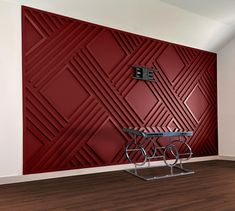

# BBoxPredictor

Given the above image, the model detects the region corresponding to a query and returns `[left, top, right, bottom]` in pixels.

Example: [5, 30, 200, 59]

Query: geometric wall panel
[185, 85, 209, 122]
[22, 6, 218, 174]
[88, 31, 126, 75]
[88, 119, 125, 163]
[157, 45, 185, 83]
[125, 82, 158, 121]
[42, 67, 89, 118]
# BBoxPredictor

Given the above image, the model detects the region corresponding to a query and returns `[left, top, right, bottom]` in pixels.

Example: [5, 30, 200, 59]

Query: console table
[123, 127, 194, 180]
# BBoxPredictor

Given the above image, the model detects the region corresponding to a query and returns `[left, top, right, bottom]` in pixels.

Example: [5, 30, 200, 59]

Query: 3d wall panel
[22, 6, 218, 174]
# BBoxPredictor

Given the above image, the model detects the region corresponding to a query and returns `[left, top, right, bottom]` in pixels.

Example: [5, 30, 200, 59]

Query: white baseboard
[218, 155, 235, 161]
[0, 155, 219, 185]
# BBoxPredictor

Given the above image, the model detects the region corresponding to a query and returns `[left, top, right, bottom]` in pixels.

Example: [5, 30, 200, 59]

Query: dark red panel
[22, 6, 218, 174]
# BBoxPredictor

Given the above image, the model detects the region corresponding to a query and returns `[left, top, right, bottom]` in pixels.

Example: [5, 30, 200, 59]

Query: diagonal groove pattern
[77, 49, 143, 126]
[120, 42, 165, 97]
[27, 99, 103, 172]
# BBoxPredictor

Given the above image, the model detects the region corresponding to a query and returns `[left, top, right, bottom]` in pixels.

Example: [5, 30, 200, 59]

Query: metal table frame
[123, 127, 194, 180]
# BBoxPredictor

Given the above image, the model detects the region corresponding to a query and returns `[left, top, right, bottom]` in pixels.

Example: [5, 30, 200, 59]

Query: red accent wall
[22, 6, 218, 174]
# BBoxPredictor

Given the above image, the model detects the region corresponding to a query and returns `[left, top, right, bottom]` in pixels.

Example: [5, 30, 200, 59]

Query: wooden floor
[0, 160, 235, 210]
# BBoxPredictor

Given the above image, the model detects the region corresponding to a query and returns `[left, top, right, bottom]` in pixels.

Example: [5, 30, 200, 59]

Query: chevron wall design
[22, 6, 218, 174]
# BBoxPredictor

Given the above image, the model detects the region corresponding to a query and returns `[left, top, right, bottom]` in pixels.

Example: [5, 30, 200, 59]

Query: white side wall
[0, 0, 231, 178]
[218, 37, 235, 157]
[0, 1, 22, 177]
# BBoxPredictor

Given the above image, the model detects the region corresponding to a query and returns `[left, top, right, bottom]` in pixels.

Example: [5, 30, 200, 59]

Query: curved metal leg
[125, 141, 147, 166]
[163, 144, 179, 168]
[172, 140, 193, 161]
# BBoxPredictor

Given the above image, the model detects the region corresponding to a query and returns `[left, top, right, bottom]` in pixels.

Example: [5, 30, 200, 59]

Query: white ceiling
[162, 0, 235, 27]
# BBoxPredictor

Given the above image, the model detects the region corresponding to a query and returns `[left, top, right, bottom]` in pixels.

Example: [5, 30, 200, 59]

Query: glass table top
[123, 127, 193, 137]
